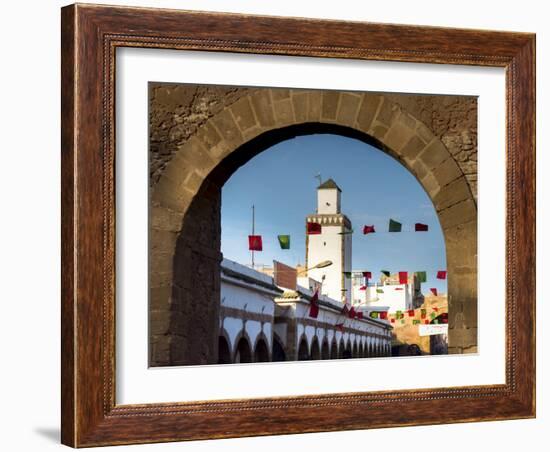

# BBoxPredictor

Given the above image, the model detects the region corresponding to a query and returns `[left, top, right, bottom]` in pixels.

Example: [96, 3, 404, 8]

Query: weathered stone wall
[150, 83, 248, 186]
[149, 85, 478, 366]
[385, 94, 478, 199]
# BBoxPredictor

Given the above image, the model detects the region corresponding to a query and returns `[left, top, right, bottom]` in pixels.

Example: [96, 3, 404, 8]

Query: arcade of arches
[149, 84, 478, 366]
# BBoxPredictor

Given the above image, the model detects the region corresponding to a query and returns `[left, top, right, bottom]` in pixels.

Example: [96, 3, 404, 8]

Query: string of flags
[342, 269, 447, 283]
[247, 218, 431, 251]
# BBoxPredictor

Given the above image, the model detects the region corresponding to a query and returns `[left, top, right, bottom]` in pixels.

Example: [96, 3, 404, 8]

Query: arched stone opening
[254, 337, 270, 363]
[321, 339, 330, 360]
[150, 89, 477, 366]
[330, 339, 338, 360]
[352, 341, 358, 358]
[234, 336, 252, 364]
[343, 341, 352, 359]
[272, 336, 286, 362]
[297, 337, 310, 361]
[310, 338, 321, 361]
[217, 335, 231, 364]
[338, 339, 345, 359]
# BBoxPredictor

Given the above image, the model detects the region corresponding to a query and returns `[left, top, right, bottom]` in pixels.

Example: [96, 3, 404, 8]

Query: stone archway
[254, 337, 270, 363]
[217, 334, 231, 364]
[149, 87, 477, 366]
[234, 336, 252, 364]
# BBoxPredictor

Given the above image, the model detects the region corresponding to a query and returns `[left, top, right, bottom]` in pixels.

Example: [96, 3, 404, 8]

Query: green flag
[370, 312, 379, 319]
[343, 271, 352, 279]
[396, 310, 403, 319]
[415, 271, 427, 283]
[389, 219, 402, 232]
[430, 312, 436, 319]
[277, 235, 290, 249]
[413, 319, 420, 325]
[376, 288, 384, 294]
[381, 270, 390, 277]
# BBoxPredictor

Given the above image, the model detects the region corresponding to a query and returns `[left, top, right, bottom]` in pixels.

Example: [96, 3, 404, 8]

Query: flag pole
[251, 204, 255, 269]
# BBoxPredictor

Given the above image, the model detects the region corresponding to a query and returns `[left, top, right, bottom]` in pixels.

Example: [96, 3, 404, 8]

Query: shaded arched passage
[150, 89, 477, 366]
[272, 336, 286, 362]
[338, 339, 345, 359]
[254, 338, 270, 363]
[343, 341, 352, 359]
[310, 338, 321, 361]
[234, 337, 252, 364]
[217, 335, 231, 364]
[330, 339, 338, 360]
[321, 339, 330, 360]
[298, 337, 309, 361]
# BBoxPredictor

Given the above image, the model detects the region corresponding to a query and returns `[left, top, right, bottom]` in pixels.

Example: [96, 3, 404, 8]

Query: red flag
[357, 312, 364, 319]
[399, 271, 408, 284]
[380, 311, 388, 320]
[415, 223, 429, 232]
[307, 222, 322, 235]
[437, 270, 447, 280]
[348, 306, 356, 319]
[421, 309, 427, 319]
[363, 225, 375, 235]
[359, 285, 367, 291]
[390, 318, 395, 323]
[335, 323, 344, 332]
[363, 271, 372, 279]
[309, 289, 319, 319]
[430, 288, 438, 296]
[433, 307, 439, 312]
[408, 309, 415, 317]
[424, 320, 430, 324]
[341, 303, 349, 315]
[309, 302, 319, 318]
[395, 287, 403, 291]
[248, 235, 263, 251]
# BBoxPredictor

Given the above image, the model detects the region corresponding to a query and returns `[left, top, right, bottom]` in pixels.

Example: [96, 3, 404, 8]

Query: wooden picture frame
[61, 3, 535, 447]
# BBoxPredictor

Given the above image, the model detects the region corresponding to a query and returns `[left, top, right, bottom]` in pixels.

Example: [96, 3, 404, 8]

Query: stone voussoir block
[290, 91, 309, 123]
[151, 177, 189, 214]
[336, 93, 361, 126]
[420, 172, 440, 198]
[417, 138, 451, 170]
[415, 121, 435, 144]
[373, 98, 398, 128]
[210, 108, 244, 149]
[439, 198, 477, 229]
[355, 94, 382, 132]
[229, 96, 258, 133]
[383, 112, 417, 153]
[173, 136, 216, 177]
[250, 90, 276, 127]
[321, 91, 340, 121]
[433, 177, 473, 211]
[306, 91, 323, 121]
[433, 157, 463, 188]
[272, 97, 295, 126]
[402, 135, 428, 163]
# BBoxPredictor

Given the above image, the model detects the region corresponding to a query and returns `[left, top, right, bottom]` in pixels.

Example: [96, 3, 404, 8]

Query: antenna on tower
[314, 173, 322, 186]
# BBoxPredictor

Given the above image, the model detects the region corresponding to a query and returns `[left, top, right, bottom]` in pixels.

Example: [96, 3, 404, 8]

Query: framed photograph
[61, 3, 535, 447]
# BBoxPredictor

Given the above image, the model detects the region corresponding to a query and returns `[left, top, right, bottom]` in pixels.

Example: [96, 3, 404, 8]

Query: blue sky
[221, 134, 447, 295]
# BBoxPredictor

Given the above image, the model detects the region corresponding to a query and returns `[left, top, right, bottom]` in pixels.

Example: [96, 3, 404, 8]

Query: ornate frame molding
[61, 4, 535, 447]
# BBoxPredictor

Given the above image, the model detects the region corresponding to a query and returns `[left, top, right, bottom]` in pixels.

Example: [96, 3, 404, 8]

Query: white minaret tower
[306, 179, 352, 303]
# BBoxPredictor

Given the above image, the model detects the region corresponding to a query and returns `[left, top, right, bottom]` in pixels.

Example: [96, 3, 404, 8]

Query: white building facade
[219, 259, 392, 363]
